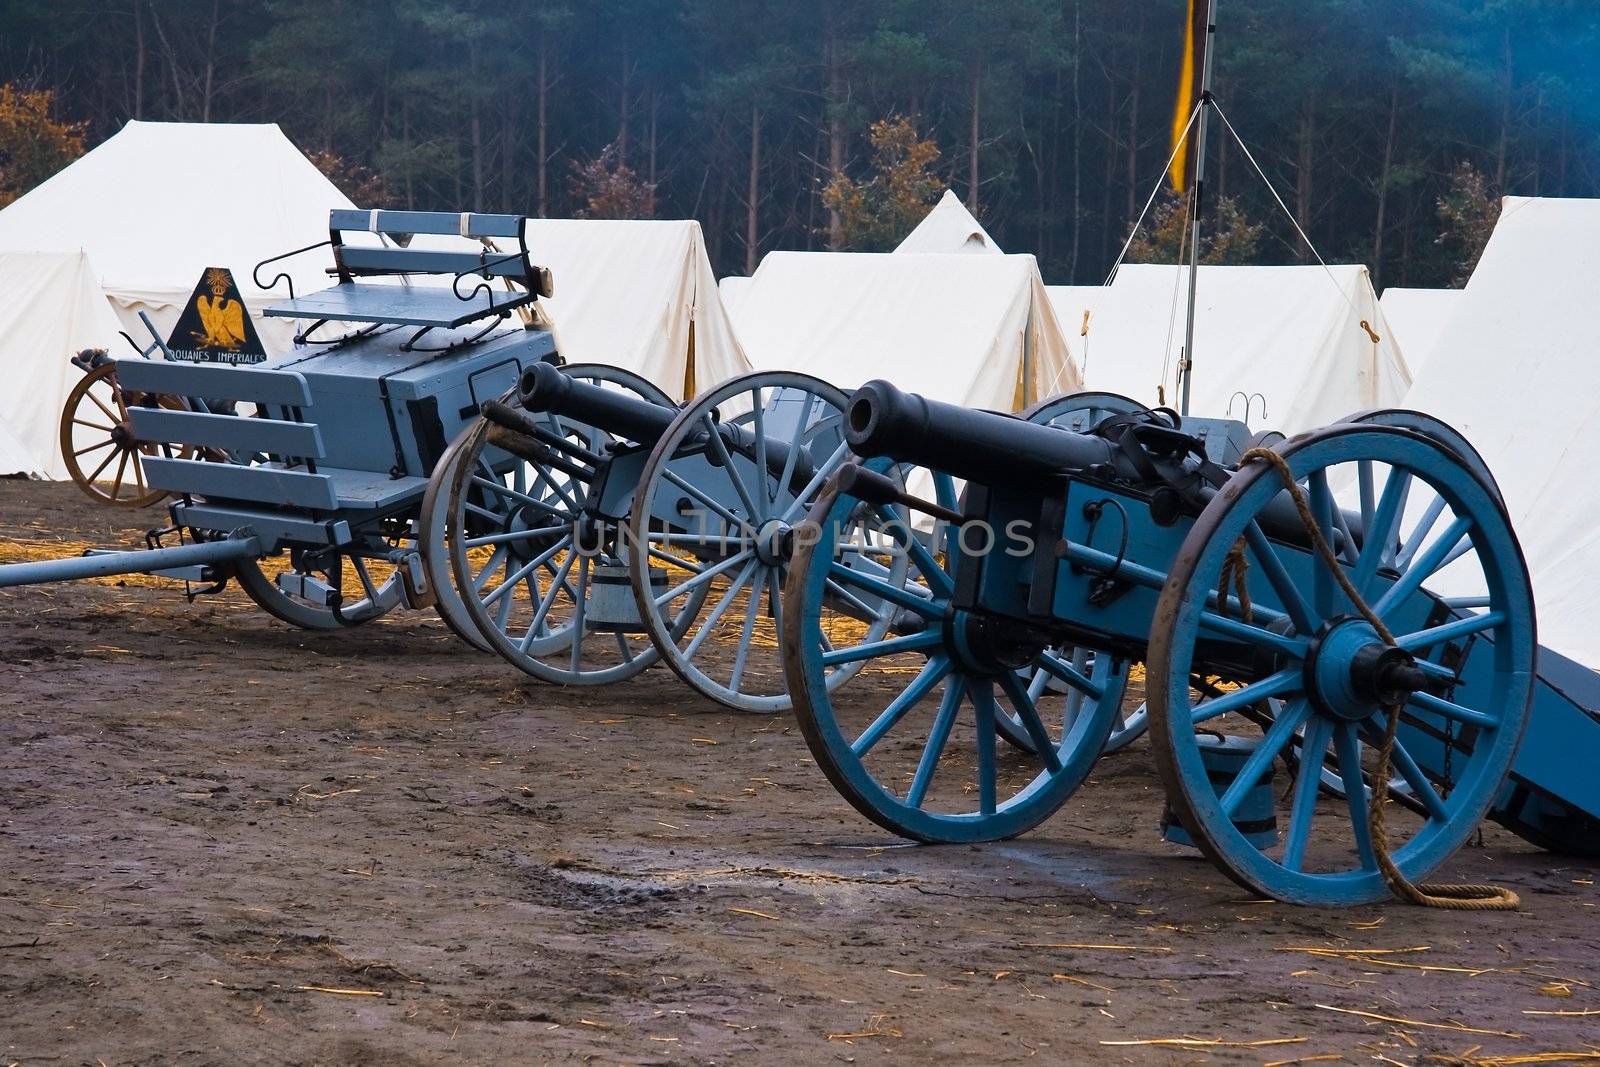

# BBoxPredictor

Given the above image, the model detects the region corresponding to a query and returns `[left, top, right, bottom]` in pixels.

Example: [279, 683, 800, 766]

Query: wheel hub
[506, 504, 567, 561]
[753, 518, 792, 566]
[109, 423, 135, 449]
[946, 608, 1044, 674]
[1304, 616, 1426, 723]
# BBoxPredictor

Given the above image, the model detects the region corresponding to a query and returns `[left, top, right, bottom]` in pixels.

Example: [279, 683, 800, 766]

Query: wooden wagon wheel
[58, 363, 193, 508]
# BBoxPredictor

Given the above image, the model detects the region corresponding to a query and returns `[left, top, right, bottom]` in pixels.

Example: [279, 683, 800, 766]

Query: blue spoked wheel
[445, 364, 696, 685]
[783, 472, 1125, 843]
[630, 371, 862, 713]
[1148, 423, 1535, 906]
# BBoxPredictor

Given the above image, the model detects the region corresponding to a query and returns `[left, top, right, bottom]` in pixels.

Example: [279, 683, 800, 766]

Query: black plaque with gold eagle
[164, 267, 267, 365]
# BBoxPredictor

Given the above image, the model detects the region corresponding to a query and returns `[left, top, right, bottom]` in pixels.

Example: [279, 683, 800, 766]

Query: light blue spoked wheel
[631, 370, 892, 712]
[446, 364, 697, 685]
[1148, 424, 1535, 906]
[419, 422, 495, 652]
[783, 471, 1123, 843]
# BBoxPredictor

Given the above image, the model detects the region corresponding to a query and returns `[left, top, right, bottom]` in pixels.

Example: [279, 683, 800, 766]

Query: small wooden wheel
[59, 362, 192, 508]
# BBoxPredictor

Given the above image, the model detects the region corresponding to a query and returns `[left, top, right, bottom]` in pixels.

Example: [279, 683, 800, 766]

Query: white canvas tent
[1044, 285, 1110, 378]
[0, 120, 354, 354]
[0, 419, 34, 479]
[1379, 287, 1462, 378]
[0, 251, 126, 479]
[718, 275, 754, 316]
[1403, 196, 1600, 668]
[728, 251, 1079, 412]
[1075, 263, 1411, 431]
[518, 219, 750, 400]
[895, 190, 1002, 255]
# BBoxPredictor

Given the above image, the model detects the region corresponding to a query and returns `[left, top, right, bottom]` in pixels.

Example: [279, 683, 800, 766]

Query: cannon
[4, 208, 558, 630]
[780, 379, 1600, 906]
[423, 358, 924, 711]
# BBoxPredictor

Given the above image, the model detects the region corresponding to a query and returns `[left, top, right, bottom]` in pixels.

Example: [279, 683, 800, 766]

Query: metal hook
[1225, 391, 1269, 425]
[451, 250, 524, 304]
[252, 238, 334, 302]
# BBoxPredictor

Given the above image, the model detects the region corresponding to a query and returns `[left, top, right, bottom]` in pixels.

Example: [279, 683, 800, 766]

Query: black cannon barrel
[518, 361, 678, 444]
[845, 379, 1117, 492]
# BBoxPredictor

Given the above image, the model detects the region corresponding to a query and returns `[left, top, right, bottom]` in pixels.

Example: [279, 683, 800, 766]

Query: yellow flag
[1169, 0, 1208, 194]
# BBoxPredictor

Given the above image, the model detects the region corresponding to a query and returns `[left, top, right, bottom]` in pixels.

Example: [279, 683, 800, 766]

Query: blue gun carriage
[780, 380, 1600, 906]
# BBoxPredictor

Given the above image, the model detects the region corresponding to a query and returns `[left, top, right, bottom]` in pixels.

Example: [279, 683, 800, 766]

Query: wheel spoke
[1408, 689, 1499, 730]
[1371, 515, 1473, 620]
[470, 544, 509, 593]
[820, 629, 942, 667]
[1395, 493, 1447, 570]
[727, 568, 764, 692]
[973, 681, 998, 816]
[1243, 521, 1317, 634]
[466, 528, 566, 549]
[72, 417, 116, 433]
[663, 467, 748, 534]
[700, 414, 761, 524]
[1189, 668, 1302, 726]
[906, 678, 965, 808]
[110, 450, 128, 499]
[1357, 459, 1376, 526]
[781, 440, 851, 523]
[655, 548, 753, 607]
[1353, 466, 1412, 593]
[823, 576, 888, 621]
[1218, 700, 1311, 817]
[1394, 610, 1505, 653]
[73, 439, 115, 457]
[876, 506, 954, 597]
[1197, 611, 1309, 660]
[750, 391, 771, 518]
[1307, 470, 1338, 617]
[682, 558, 758, 663]
[827, 561, 943, 619]
[1334, 724, 1379, 870]
[88, 391, 120, 424]
[996, 670, 1064, 774]
[1283, 711, 1332, 871]
[481, 553, 543, 608]
[852, 656, 951, 757]
[568, 555, 591, 672]
[773, 390, 812, 507]
[765, 568, 785, 659]
[1379, 717, 1450, 822]
[528, 551, 577, 639]
[1032, 650, 1105, 700]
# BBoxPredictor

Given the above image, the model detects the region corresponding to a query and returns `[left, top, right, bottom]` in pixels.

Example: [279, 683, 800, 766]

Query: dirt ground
[1, 479, 1596, 1066]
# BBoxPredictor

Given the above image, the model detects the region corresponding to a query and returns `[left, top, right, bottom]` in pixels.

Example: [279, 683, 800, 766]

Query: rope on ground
[1239, 445, 1518, 911]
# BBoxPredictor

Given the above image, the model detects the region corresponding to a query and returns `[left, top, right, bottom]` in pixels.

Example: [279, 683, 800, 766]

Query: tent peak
[896, 190, 1001, 255]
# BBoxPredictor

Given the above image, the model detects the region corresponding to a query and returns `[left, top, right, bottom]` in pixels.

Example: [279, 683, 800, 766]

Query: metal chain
[1238, 446, 1518, 911]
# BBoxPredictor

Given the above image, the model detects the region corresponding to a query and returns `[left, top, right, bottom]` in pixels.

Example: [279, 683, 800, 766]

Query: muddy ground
[1, 479, 1596, 1066]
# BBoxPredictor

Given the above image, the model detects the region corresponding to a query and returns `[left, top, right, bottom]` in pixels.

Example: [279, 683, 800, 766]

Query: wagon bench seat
[140, 456, 428, 513]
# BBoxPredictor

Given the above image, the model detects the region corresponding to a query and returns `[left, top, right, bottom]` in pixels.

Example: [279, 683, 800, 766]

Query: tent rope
[1210, 102, 1379, 343]
[1043, 103, 1203, 401]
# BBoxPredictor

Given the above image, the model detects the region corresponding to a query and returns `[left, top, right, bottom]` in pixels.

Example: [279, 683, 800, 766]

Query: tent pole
[1178, 0, 1218, 418]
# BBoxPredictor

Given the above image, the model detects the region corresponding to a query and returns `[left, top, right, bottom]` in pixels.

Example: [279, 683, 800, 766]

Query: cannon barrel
[518, 362, 816, 493]
[518, 361, 678, 444]
[845, 379, 1117, 491]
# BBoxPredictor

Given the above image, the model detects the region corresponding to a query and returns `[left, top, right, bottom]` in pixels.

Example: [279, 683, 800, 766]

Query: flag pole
[1178, 0, 1218, 417]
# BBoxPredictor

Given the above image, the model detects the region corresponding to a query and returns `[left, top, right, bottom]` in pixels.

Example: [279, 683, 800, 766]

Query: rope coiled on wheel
[1238, 446, 1518, 911]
